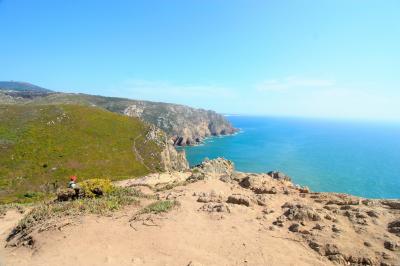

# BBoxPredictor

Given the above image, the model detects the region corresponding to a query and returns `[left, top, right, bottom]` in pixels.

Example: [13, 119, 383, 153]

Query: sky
[0, 0, 399, 121]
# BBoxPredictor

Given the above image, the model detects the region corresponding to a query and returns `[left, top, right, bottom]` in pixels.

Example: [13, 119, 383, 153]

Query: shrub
[140, 200, 179, 214]
[7, 186, 142, 246]
[79, 178, 114, 198]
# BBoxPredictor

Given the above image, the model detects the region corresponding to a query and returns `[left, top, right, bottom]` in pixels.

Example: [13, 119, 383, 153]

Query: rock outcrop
[145, 124, 189, 171]
[124, 103, 237, 146]
[160, 141, 189, 171]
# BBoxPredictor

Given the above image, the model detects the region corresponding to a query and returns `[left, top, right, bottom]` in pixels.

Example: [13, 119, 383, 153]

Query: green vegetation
[79, 178, 114, 197]
[10, 185, 142, 241]
[139, 200, 179, 214]
[0, 104, 165, 203]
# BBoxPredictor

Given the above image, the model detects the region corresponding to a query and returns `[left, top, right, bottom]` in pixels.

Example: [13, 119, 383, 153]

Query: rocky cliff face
[144, 125, 189, 171]
[124, 102, 237, 146]
[160, 141, 189, 171]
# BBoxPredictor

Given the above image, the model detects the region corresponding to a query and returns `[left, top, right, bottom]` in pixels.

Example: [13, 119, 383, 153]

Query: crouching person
[57, 175, 81, 201]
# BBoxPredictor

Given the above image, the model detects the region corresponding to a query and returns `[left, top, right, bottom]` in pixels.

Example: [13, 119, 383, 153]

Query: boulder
[366, 210, 379, 218]
[193, 158, 235, 176]
[298, 186, 310, 193]
[239, 176, 262, 189]
[56, 188, 76, 201]
[197, 191, 222, 203]
[199, 202, 230, 213]
[388, 219, 400, 236]
[288, 223, 300, 232]
[381, 200, 400, 210]
[282, 203, 321, 222]
[227, 194, 252, 207]
[326, 194, 360, 206]
[239, 176, 277, 194]
[267, 171, 291, 182]
[384, 240, 399, 251]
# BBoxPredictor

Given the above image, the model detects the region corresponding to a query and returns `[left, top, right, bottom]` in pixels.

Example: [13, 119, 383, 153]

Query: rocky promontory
[124, 102, 237, 146]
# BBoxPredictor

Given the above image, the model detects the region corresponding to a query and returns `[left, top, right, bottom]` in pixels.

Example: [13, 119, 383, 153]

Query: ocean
[183, 116, 400, 199]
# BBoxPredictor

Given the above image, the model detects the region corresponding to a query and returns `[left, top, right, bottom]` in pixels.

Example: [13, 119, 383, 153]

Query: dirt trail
[132, 134, 150, 171]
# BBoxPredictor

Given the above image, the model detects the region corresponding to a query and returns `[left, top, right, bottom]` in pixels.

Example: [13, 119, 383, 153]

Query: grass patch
[0, 104, 165, 203]
[140, 200, 179, 215]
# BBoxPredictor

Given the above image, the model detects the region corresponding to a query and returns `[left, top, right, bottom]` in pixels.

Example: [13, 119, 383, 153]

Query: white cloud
[256, 76, 335, 92]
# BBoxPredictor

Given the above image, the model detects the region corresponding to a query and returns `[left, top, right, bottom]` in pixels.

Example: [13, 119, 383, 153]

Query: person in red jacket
[68, 175, 78, 189]
[68, 175, 80, 198]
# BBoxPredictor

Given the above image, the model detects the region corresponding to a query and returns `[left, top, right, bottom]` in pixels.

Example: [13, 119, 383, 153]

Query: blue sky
[0, 0, 399, 120]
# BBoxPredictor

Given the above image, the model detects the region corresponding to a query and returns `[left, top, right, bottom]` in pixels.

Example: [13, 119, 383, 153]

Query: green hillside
[0, 81, 238, 146]
[0, 104, 165, 203]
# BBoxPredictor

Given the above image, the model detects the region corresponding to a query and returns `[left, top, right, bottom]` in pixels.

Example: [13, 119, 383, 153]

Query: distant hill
[0, 81, 52, 93]
[0, 104, 178, 203]
[0, 81, 237, 145]
[0, 81, 53, 100]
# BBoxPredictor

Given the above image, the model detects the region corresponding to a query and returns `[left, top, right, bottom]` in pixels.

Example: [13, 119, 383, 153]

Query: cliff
[124, 102, 237, 145]
[0, 81, 237, 146]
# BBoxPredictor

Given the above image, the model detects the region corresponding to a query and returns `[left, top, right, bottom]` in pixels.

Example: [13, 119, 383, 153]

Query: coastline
[182, 116, 400, 199]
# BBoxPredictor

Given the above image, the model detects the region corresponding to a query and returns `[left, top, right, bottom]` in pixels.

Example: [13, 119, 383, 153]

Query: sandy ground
[1, 159, 399, 266]
[1, 179, 331, 266]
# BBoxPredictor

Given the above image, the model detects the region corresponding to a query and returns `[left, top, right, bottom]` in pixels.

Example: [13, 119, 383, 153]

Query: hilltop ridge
[0, 81, 237, 146]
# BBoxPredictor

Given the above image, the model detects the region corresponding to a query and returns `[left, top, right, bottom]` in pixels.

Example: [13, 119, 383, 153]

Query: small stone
[299, 186, 310, 193]
[366, 210, 379, 218]
[332, 225, 341, 233]
[313, 223, 324, 230]
[288, 223, 300, 232]
[308, 241, 323, 254]
[381, 252, 391, 260]
[384, 240, 399, 251]
[268, 226, 275, 231]
[364, 241, 372, 247]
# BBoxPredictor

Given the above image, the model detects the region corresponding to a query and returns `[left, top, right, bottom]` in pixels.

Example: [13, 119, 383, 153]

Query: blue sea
[183, 116, 400, 199]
